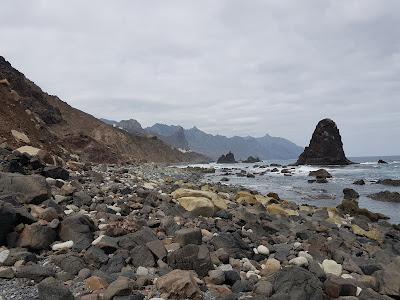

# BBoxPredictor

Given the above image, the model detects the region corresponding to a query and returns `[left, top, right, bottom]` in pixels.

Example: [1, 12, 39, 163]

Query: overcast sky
[1, 0, 400, 156]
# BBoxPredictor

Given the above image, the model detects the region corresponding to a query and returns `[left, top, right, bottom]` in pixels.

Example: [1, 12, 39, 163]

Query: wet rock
[37, 276, 74, 300]
[174, 227, 202, 246]
[337, 198, 387, 222]
[167, 244, 213, 277]
[271, 266, 324, 299]
[15, 264, 55, 282]
[217, 152, 237, 164]
[376, 179, 400, 186]
[156, 269, 203, 300]
[17, 223, 56, 250]
[378, 159, 388, 164]
[368, 191, 400, 203]
[343, 188, 359, 199]
[353, 179, 366, 185]
[0, 172, 50, 204]
[59, 214, 96, 251]
[309, 169, 332, 178]
[296, 118, 352, 165]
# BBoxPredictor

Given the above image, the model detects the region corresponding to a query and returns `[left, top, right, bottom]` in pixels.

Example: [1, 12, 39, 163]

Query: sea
[183, 156, 400, 224]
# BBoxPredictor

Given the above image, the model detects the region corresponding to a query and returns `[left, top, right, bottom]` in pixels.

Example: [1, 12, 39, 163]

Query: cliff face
[296, 118, 352, 165]
[0, 56, 205, 164]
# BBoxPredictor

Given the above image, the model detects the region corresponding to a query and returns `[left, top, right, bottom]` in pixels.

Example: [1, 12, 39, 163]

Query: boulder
[156, 269, 203, 300]
[15, 264, 55, 282]
[14, 146, 55, 165]
[103, 276, 132, 300]
[321, 259, 342, 276]
[11, 130, 30, 144]
[174, 228, 202, 246]
[243, 156, 261, 163]
[172, 188, 227, 217]
[376, 179, 400, 186]
[217, 151, 237, 164]
[323, 275, 357, 298]
[130, 245, 155, 267]
[59, 214, 96, 251]
[374, 259, 400, 297]
[368, 191, 400, 203]
[42, 166, 69, 180]
[267, 203, 299, 217]
[296, 118, 352, 165]
[17, 224, 57, 250]
[0, 200, 16, 245]
[37, 277, 74, 300]
[271, 266, 325, 300]
[378, 159, 388, 164]
[167, 244, 213, 277]
[353, 179, 366, 185]
[0, 172, 50, 204]
[309, 169, 332, 178]
[343, 188, 359, 199]
[337, 198, 388, 221]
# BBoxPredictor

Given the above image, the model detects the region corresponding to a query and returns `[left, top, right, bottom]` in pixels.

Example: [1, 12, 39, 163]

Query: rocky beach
[0, 146, 400, 300]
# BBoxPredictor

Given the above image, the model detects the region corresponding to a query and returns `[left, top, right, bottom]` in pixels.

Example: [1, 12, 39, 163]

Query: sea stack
[217, 151, 237, 163]
[296, 118, 352, 165]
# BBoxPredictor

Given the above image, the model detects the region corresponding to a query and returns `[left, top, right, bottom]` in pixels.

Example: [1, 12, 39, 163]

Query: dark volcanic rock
[376, 179, 400, 186]
[59, 214, 96, 251]
[217, 152, 237, 164]
[243, 156, 261, 163]
[309, 169, 332, 178]
[368, 191, 400, 203]
[167, 244, 212, 277]
[296, 119, 352, 165]
[41, 166, 69, 180]
[37, 277, 74, 300]
[271, 266, 325, 300]
[17, 223, 57, 250]
[0, 172, 50, 204]
[337, 198, 388, 221]
[353, 179, 366, 185]
[15, 264, 55, 282]
[343, 188, 359, 199]
[0, 200, 16, 245]
[378, 159, 388, 164]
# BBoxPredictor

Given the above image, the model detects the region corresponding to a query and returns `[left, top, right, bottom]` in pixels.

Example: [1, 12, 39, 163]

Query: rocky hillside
[0, 56, 207, 164]
[104, 119, 303, 161]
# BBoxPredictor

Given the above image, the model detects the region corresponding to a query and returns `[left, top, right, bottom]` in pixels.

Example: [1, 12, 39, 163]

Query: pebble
[257, 245, 270, 256]
[289, 256, 309, 267]
[51, 241, 74, 251]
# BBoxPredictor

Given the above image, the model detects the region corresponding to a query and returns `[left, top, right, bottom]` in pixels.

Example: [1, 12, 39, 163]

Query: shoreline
[0, 162, 399, 299]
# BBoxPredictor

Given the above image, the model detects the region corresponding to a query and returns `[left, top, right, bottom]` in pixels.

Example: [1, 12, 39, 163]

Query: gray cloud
[1, 0, 399, 156]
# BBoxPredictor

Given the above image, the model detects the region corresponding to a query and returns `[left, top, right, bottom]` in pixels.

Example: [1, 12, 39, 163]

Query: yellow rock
[326, 208, 347, 226]
[11, 130, 30, 144]
[15, 145, 41, 156]
[172, 188, 227, 211]
[177, 196, 215, 217]
[266, 204, 299, 217]
[351, 224, 382, 241]
[235, 191, 273, 206]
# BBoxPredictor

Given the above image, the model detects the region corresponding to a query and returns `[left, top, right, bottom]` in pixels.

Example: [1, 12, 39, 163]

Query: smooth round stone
[321, 259, 342, 276]
[289, 256, 309, 267]
[257, 245, 270, 256]
[298, 251, 313, 262]
[52, 241, 74, 251]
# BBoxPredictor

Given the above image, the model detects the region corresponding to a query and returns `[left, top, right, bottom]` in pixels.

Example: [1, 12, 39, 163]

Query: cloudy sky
[1, 0, 400, 156]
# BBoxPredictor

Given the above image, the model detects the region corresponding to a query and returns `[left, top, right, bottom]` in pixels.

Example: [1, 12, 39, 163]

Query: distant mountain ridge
[103, 118, 303, 160]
